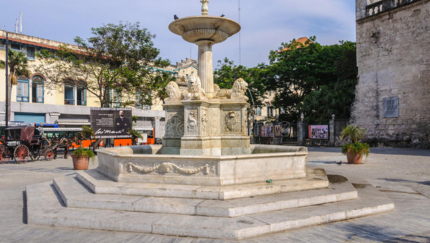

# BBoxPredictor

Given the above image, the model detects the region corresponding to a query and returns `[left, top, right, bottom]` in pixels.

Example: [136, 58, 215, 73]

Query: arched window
[77, 81, 87, 106]
[32, 76, 44, 103]
[17, 76, 29, 102]
[64, 80, 75, 105]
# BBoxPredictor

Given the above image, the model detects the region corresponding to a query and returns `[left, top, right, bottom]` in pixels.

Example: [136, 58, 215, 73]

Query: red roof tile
[278, 37, 312, 53]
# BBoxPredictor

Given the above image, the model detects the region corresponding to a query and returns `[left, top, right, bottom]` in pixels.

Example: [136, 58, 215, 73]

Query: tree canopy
[266, 37, 358, 124]
[214, 58, 267, 107]
[36, 22, 171, 108]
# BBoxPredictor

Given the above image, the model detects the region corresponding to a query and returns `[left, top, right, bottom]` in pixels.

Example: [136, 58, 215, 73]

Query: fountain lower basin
[97, 145, 308, 186]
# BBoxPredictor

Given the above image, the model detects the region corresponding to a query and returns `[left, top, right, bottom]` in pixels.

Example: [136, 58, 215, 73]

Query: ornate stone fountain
[25, 1, 394, 240]
[165, 5, 246, 156]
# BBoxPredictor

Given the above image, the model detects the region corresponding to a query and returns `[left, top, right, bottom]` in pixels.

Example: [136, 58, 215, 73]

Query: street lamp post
[5, 32, 9, 129]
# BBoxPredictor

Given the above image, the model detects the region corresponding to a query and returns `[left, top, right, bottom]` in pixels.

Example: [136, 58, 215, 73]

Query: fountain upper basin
[169, 16, 241, 44]
[97, 145, 308, 186]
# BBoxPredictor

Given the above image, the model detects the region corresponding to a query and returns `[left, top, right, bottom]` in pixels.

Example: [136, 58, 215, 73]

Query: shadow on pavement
[340, 223, 425, 242]
[384, 234, 430, 243]
[379, 178, 430, 186]
[369, 148, 430, 157]
[22, 191, 27, 224]
[56, 167, 74, 171]
[307, 147, 342, 153]
[307, 147, 430, 157]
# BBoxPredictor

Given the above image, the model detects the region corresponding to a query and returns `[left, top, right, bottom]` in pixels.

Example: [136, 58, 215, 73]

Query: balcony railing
[366, 0, 419, 17]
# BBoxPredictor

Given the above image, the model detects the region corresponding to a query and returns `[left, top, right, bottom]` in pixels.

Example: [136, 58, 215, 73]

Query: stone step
[76, 168, 329, 200]
[53, 174, 358, 217]
[26, 178, 394, 240]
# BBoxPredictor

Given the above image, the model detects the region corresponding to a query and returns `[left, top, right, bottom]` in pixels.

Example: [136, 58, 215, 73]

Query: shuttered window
[32, 76, 44, 103]
[17, 76, 29, 102]
[64, 80, 75, 105]
[27, 47, 35, 60]
[77, 81, 87, 106]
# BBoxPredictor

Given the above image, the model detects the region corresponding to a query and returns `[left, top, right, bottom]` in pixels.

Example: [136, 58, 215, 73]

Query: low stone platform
[77, 168, 328, 200]
[26, 168, 395, 240]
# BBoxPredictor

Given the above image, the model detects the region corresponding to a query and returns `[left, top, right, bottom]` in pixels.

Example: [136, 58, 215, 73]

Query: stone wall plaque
[383, 97, 399, 118]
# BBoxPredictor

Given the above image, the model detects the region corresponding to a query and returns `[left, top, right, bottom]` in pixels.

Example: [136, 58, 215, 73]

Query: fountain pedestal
[163, 98, 250, 156]
[196, 40, 215, 98]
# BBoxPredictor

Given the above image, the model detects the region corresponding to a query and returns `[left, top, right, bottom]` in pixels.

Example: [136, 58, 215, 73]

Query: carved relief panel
[185, 108, 199, 137]
[242, 108, 248, 136]
[165, 112, 185, 138]
[222, 110, 242, 135]
[200, 109, 209, 137]
[124, 162, 217, 176]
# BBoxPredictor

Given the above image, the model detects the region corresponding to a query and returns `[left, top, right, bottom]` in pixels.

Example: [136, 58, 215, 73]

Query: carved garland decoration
[125, 162, 215, 175]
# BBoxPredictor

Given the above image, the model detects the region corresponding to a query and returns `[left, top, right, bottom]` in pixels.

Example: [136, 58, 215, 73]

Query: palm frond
[341, 125, 367, 143]
[81, 125, 96, 139]
[128, 128, 143, 139]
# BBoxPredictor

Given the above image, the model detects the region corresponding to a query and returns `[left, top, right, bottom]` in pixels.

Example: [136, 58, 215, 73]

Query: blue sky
[1, 0, 357, 68]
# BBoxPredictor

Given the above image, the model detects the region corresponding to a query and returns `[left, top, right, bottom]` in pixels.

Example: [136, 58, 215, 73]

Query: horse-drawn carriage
[0, 126, 55, 163]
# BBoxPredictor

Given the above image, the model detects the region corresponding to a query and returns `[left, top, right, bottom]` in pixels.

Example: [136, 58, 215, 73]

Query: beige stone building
[352, 0, 430, 148]
[0, 30, 197, 139]
[254, 91, 280, 121]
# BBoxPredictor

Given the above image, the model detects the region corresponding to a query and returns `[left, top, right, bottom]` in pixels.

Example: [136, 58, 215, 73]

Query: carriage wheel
[45, 149, 54, 161]
[14, 145, 29, 164]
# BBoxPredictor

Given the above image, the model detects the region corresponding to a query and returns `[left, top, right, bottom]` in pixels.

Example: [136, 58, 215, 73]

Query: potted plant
[341, 125, 370, 164]
[71, 147, 96, 170]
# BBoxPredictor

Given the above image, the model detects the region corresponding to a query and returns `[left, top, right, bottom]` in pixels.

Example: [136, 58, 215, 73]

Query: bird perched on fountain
[174, 15, 179, 20]
[220, 14, 225, 17]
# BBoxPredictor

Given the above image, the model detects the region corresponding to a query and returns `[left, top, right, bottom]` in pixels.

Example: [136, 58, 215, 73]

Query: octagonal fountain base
[97, 145, 308, 186]
[26, 145, 394, 240]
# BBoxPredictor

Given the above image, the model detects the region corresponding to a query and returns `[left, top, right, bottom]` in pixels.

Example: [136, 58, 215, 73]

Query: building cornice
[357, 0, 428, 23]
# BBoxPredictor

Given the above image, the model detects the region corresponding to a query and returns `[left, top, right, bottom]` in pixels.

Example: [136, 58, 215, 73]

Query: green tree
[0, 50, 31, 119]
[266, 37, 358, 124]
[36, 22, 170, 108]
[213, 58, 267, 107]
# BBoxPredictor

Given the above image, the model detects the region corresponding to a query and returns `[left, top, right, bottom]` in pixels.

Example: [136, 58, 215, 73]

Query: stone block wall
[351, 0, 430, 148]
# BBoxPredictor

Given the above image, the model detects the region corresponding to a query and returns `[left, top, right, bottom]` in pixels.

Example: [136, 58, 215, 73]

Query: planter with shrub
[341, 125, 369, 164]
[71, 147, 96, 170]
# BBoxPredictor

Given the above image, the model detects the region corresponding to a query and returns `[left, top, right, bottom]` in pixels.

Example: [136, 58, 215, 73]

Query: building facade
[352, 0, 430, 148]
[0, 31, 197, 139]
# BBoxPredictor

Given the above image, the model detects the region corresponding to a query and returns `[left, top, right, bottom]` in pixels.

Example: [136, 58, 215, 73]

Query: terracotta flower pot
[71, 154, 89, 170]
[346, 151, 363, 164]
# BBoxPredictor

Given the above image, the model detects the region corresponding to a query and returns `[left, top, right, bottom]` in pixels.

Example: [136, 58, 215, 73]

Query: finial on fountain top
[201, 0, 209, 16]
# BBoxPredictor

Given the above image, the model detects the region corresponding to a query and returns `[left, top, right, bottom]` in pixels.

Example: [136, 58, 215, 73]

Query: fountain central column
[197, 40, 214, 98]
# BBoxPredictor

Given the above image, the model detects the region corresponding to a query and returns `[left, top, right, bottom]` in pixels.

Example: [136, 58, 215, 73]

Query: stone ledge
[77, 168, 328, 200]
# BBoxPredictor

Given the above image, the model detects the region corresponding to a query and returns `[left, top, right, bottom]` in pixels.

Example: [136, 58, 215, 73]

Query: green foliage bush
[72, 147, 96, 163]
[342, 142, 370, 157]
[341, 125, 369, 157]
[341, 125, 367, 143]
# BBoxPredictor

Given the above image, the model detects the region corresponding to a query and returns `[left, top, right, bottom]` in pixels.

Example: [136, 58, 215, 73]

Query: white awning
[40, 128, 83, 132]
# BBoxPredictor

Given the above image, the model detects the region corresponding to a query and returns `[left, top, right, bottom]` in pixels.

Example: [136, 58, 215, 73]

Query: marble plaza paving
[0, 147, 429, 243]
